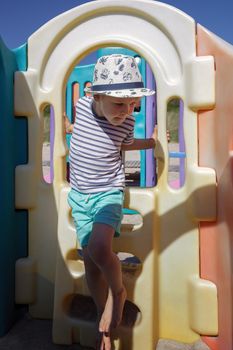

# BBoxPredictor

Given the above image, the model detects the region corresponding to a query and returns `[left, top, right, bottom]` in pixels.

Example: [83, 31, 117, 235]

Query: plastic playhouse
[1, 0, 233, 349]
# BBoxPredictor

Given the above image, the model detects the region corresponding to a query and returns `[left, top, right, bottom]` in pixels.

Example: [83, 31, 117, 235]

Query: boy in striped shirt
[68, 54, 156, 350]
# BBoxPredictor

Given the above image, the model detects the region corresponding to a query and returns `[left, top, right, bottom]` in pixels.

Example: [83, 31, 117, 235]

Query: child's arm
[64, 113, 74, 133]
[121, 138, 155, 150]
[121, 126, 158, 151]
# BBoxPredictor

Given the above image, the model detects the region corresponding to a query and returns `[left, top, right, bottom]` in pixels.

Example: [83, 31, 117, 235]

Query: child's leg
[82, 247, 108, 316]
[82, 246, 112, 350]
[88, 223, 126, 331]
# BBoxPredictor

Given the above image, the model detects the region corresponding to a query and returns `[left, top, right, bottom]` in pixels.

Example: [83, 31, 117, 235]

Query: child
[68, 54, 156, 350]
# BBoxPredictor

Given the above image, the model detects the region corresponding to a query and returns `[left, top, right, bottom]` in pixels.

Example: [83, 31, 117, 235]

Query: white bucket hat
[84, 54, 155, 98]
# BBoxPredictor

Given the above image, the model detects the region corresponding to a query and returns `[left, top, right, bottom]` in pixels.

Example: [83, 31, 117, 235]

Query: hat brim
[84, 87, 155, 98]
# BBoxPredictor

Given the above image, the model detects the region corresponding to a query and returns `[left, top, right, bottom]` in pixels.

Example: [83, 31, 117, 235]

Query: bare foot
[96, 312, 110, 350]
[99, 286, 127, 332]
[96, 332, 111, 350]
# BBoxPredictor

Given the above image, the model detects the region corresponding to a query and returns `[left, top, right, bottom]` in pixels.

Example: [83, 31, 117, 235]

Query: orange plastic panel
[197, 24, 233, 350]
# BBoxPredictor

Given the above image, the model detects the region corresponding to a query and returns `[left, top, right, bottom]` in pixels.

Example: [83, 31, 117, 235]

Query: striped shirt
[69, 96, 135, 193]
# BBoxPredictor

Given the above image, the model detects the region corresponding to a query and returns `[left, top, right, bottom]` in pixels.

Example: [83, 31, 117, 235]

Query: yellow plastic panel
[185, 56, 215, 111]
[188, 276, 218, 335]
[186, 165, 216, 222]
[14, 0, 196, 320]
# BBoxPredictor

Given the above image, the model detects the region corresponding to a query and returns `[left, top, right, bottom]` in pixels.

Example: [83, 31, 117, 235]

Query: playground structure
[1, 0, 233, 349]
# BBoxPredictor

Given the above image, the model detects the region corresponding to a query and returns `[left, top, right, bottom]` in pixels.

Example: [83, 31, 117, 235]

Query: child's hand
[152, 126, 170, 144]
[151, 125, 158, 145]
[64, 113, 73, 134]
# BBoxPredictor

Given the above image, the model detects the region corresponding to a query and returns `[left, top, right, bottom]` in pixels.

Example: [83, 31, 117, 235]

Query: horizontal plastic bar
[169, 152, 186, 158]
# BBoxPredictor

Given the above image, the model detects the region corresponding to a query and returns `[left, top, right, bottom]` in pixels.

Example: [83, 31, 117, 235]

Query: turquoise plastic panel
[13, 43, 27, 71]
[0, 38, 27, 336]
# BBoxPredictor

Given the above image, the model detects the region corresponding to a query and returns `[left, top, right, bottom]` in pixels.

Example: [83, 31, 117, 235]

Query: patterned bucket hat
[84, 54, 155, 97]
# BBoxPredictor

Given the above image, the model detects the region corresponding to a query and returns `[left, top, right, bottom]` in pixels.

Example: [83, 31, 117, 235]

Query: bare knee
[88, 239, 110, 267]
[87, 223, 114, 267]
[82, 247, 101, 275]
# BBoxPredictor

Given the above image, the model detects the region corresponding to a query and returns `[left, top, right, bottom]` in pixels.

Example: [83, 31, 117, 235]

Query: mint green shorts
[68, 188, 124, 247]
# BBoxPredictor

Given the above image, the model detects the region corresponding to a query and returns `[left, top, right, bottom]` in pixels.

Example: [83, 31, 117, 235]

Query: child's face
[94, 95, 140, 126]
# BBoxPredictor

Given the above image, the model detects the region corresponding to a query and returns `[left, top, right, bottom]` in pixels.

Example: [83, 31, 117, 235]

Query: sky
[0, 0, 233, 58]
